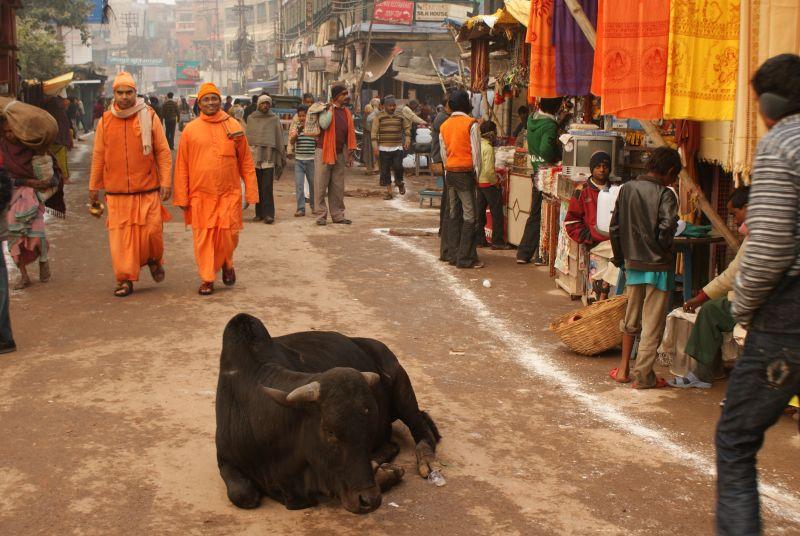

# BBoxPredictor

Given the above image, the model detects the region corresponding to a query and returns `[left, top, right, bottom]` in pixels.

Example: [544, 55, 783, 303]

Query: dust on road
[1, 136, 798, 535]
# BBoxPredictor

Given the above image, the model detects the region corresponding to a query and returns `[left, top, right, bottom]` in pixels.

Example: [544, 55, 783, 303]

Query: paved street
[1, 134, 799, 535]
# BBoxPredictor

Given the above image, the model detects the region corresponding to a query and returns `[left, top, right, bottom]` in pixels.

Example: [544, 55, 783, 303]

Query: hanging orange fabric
[527, 0, 557, 99]
[591, 0, 670, 119]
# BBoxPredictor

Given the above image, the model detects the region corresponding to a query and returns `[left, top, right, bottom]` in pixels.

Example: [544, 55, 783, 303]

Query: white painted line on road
[372, 227, 800, 525]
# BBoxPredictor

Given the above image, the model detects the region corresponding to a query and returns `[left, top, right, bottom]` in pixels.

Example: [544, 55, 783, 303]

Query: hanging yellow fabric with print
[664, 0, 740, 121]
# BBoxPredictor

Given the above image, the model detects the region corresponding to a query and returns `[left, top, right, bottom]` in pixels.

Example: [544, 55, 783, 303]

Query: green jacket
[526, 112, 560, 164]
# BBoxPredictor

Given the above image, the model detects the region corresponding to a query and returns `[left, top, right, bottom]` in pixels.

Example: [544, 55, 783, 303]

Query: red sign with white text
[373, 0, 414, 25]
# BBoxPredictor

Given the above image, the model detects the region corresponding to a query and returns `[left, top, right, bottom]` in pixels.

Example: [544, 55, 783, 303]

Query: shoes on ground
[491, 244, 513, 250]
[0, 341, 17, 354]
[316, 218, 327, 226]
[294, 210, 305, 217]
[398, 183, 406, 195]
[333, 219, 352, 225]
[264, 217, 275, 224]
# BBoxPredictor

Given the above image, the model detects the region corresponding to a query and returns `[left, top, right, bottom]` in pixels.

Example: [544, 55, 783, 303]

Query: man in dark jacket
[162, 92, 179, 150]
[431, 96, 451, 260]
[608, 146, 680, 389]
[517, 97, 562, 264]
[715, 54, 800, 536]
[0, 167, 14, 353]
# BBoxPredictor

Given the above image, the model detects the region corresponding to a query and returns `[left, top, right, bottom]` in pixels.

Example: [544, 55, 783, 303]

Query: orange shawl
[322, 106, 357, 165]
[527, 0, 558, 99]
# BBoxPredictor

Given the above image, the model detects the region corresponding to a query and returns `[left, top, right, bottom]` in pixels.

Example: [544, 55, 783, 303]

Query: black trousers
[255, 167, 275, 219]
[165, 119, 177, 150]
[516, 185, 543, 262]
[378, 149, 404, 186]
[443, 171, 479, 267]
[476, 185, 505, 246]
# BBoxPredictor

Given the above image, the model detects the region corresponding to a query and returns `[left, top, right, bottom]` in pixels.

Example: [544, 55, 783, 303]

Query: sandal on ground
[609, 368, 631, 383]
[398, 183, 406, 195]
[39, 261, 51, 283]
[114, 280, 133, 297]
[294, 210, 305, 217]
[667, 373, 711, 389]
[632, 377, 668, 389]
[147, 260, 165, 283]
[383, 193, 393, 200]
[222, 265, 236, 286]
[198, 282, 214, 296]
[13, 277, 31, 291]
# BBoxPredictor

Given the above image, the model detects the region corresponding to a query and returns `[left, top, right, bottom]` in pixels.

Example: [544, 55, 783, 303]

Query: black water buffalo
[215, 313, 441, 514]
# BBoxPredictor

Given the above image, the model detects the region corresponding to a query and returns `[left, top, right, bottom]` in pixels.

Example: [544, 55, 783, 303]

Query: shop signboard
[307, 57, 327, 72]
[176, 60, 202, 87]
[415, 2, 472, 22]
[108, 57, 164, 66]
[373, 0, 414, 25]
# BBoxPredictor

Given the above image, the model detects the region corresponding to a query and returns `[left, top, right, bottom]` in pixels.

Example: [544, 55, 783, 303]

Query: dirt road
[1, 136, 798, 535]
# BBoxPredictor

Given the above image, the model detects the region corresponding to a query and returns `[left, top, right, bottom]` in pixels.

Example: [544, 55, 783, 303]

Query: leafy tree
[16, 18, 66, 81]
[18, 0, 94, 42]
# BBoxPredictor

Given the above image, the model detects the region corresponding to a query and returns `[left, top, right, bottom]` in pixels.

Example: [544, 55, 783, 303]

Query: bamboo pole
[354, 15, 375, 113]
[429, 53, 448, 94]
[562, 0, 740, 251]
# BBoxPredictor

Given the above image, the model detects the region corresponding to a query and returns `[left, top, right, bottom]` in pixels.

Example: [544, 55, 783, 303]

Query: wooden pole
[354, 15, 375, 113]
[429, 53, 448, 94]
[562, 0, 740, 252]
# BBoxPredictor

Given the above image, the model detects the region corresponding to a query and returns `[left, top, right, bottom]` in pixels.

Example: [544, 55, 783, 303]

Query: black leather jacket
[609, 175, 678, 271]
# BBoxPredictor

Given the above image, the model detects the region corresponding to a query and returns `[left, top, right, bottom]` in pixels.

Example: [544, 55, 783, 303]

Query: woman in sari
[0, 119, 62, 289]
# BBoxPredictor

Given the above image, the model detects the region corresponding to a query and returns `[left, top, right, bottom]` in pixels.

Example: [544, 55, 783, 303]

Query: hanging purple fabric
[552, 0, 598, 96]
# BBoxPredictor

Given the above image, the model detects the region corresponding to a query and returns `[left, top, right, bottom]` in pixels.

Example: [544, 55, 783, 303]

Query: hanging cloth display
[590, 0, 670, 120]
[470, 38, 490, 92]
[552, 0, 597, 96]
[663, 0, 740, 121]
[527, 0, 558, 99]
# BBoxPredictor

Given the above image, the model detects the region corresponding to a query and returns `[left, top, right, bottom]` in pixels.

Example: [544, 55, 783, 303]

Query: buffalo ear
[262, 386, 291, 407]
[361, 372, 381, 387]
[286, 381, 321, 404]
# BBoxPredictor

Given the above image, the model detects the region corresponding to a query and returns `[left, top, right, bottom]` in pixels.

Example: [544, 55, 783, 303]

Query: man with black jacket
[608, 147, 680, 388]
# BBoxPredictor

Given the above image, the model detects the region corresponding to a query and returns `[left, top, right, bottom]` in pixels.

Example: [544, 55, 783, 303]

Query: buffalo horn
[286, 381, 321, 404]
[362, 372, 381, 386]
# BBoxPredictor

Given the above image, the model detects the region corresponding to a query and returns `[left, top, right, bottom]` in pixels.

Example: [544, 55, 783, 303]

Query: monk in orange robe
[89, 71, 172, 297]
[173, 82, 258, 295]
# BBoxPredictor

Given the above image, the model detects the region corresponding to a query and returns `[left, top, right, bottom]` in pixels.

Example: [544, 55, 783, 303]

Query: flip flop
[667, 375, 712, 389]
[609, 368, 631, 383]
[632, 377, 668, 389]
[198, 282, 214, 296]
[147, 260, 165, 283]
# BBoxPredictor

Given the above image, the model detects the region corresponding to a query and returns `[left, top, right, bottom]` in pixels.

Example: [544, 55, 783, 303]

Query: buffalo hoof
[228, 488, 261, 509]
[375, 463, 405, 492]
[415, 440, 442, 478]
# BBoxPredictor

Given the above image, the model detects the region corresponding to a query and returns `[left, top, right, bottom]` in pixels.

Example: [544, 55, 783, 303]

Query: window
[225, 8, 237, 28]
[257, 2, 266, 22]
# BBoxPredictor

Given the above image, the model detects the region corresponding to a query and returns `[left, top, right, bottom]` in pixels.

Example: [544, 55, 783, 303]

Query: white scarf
[110, 97, 152, 155]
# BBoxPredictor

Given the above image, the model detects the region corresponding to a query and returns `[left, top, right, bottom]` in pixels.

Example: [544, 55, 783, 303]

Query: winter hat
[589, 151, 611, 171]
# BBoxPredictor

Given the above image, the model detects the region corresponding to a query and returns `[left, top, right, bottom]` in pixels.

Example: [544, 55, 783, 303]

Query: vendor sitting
[564, 151, 618, 300]
[671, 186, 749, 388]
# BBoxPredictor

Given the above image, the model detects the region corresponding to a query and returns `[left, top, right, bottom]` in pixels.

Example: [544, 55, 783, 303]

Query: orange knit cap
[112, 71, 137, 90]
[197, 82, 221, 101]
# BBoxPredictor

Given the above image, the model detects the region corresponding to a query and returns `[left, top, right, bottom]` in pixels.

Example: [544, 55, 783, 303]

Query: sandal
[147, 260, 165, 283]
[114, 280, 133, 297]
[609, 368, 631, 383]
[632, 377, 668, 389]
[222, 265, 236, 286]
[667, 374, 711, 389]
[198, 282, 214, 296]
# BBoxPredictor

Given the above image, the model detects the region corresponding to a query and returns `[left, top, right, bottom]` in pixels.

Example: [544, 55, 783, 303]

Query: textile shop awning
[504, 0, 530, 27]
[393, 70, 442, 86]
[455, 8, 523, 41]
[343, 47, 403, 84]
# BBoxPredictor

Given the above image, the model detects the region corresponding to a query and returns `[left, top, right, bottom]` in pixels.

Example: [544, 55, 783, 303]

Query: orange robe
[173, 111, 258, 283]
[89, 106, 172, 282]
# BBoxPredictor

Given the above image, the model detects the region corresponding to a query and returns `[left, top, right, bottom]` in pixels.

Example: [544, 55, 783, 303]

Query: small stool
[419, 175, 444, 207]
[415, 151, 432, 177]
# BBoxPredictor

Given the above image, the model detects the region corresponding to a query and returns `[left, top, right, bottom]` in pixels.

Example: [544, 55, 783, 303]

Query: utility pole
[354, 9, 374, 112]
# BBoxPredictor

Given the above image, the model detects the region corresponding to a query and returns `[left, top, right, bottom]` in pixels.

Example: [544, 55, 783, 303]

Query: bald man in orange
[173, 82, 258, 295]
[90, 71, 172, 297]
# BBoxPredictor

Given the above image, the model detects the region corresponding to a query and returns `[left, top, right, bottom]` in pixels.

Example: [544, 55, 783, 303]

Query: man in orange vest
[438, 90, 483, 269]
[89, 71, 173, 297]
[173, 82, 258, 296]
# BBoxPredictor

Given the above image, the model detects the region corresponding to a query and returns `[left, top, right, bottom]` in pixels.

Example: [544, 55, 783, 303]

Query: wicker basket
[549, 295, 629, 356]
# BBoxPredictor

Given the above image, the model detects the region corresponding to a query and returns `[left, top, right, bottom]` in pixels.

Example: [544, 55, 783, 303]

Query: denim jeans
[444, 171, 479, 267]
[715, 329, 800, 535]
[0, 252, 13, 345]
[295, 159, 315, 212]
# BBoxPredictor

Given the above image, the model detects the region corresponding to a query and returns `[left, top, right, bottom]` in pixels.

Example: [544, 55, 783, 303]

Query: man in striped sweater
[371, 95, 411, 200]
[715, 54, 800, 536]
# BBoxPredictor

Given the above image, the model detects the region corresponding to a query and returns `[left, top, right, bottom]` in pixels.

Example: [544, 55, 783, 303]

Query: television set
[561, 133, 624, 181]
